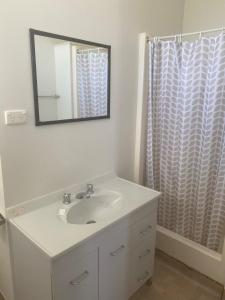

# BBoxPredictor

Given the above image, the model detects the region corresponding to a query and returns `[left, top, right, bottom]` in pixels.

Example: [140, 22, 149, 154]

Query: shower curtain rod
[147, 27, 225, 42]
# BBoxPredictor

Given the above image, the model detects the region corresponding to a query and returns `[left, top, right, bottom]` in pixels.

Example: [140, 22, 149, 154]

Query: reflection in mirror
[30, 30, 111, 125]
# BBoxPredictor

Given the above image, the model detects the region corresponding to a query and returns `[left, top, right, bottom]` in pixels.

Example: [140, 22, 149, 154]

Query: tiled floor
[130, 250, 223, 300]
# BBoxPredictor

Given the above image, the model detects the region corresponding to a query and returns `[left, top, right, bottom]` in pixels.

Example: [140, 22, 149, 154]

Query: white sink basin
[66, 190, 122, 225]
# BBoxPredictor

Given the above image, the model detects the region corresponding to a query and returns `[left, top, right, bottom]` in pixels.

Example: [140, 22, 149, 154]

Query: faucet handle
[63, 193, 72, 205]
[87, 183, 94, 194]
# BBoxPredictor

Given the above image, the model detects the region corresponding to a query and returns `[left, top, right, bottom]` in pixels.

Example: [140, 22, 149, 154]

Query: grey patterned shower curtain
[145, 33, 225, 252]
[76, 50, 108, 118]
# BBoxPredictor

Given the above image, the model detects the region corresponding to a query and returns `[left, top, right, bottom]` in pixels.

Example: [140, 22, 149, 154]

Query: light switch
[4, 110, 27, 125]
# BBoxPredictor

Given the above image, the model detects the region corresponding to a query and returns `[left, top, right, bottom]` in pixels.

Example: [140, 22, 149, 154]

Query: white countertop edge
[9, 194, 160, 261]
[9, 219, 55, 258]
[8, 175, 161, 260]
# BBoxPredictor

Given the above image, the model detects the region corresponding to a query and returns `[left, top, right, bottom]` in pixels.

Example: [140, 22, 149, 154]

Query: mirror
[30, 29, 111, 125]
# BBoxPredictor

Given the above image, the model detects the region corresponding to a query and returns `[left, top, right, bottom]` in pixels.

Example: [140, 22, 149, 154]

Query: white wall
[117, 0, 185, 180]
[35, 36, 58, 121]
[0, 158, 5, 216]
[35, 36, 57, 99]
[0, 1, 185, 299]
[0, 157, 14, 300]
[0, 0, 185, 209]
[183, 0, 225, 33]
[55, 42, 73, 120]
[0, 0, 121, 209]
[0, 226, 14, 300]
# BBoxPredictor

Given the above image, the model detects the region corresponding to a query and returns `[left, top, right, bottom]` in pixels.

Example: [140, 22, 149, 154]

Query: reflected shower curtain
[76, 50, 108, 118]
[145, 34, 225, 252]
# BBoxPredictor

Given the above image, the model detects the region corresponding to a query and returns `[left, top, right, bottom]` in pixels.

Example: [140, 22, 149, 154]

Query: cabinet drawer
[128, 200, 158, 226]
[133, 266, 153, 292]
[132, 239, 154, 269]
[52, 249, 98, 300]
[130, 242, 154, 295]
[131, 212, 156, 248]
[99, 221, 129, 261]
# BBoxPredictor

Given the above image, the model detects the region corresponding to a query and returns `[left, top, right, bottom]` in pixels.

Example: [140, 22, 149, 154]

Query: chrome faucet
[86, 183, 94, 198]
[63, 193, 72, 205]
[76, 184, 94, 199]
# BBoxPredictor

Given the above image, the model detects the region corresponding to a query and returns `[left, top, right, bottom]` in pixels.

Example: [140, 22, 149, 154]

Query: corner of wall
[181, 0, 187, 33]
[0, 156, 14, 300]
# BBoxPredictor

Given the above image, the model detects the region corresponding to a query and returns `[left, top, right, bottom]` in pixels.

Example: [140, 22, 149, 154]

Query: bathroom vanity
[8, 175, 160, 300]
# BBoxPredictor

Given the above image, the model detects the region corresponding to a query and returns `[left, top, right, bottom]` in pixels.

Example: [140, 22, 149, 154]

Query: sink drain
[86, 220, 96, 224]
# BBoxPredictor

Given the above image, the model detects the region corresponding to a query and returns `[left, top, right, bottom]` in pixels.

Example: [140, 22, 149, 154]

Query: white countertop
[9, 176, 160, 259]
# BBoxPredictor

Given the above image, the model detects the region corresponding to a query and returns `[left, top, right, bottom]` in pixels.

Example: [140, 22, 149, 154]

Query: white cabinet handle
[140, 225, 152, 235]
[137, 271, 150, 282]
[110, 245, 125, 256]
[70, 270, 89, 286]
[139, 249, 151, 260]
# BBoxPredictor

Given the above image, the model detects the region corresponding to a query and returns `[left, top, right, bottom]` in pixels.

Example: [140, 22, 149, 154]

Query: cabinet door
[99, 223, 129, 300]
[52, 248, 98, 300]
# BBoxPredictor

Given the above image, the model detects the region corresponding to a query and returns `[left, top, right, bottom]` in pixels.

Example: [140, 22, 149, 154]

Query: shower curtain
[76, 50, 108, 118]
[145, 33, 225, 252]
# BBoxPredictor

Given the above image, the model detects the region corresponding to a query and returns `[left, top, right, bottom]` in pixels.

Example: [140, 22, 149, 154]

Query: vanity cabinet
[10, 200, 157, 300]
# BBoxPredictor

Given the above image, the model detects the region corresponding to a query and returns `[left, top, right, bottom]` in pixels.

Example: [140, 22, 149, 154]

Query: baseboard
[156, 225, 224, 284]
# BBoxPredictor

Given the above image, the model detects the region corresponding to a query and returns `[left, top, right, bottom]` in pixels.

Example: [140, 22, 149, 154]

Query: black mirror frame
[29, 29, 111, 126]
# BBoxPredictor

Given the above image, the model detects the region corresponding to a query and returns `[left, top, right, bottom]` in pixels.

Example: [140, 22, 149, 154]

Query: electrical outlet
[4, 110, 27, 125]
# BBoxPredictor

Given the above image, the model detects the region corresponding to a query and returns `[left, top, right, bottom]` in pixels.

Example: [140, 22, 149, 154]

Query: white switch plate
[4, 110, 27, 125]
